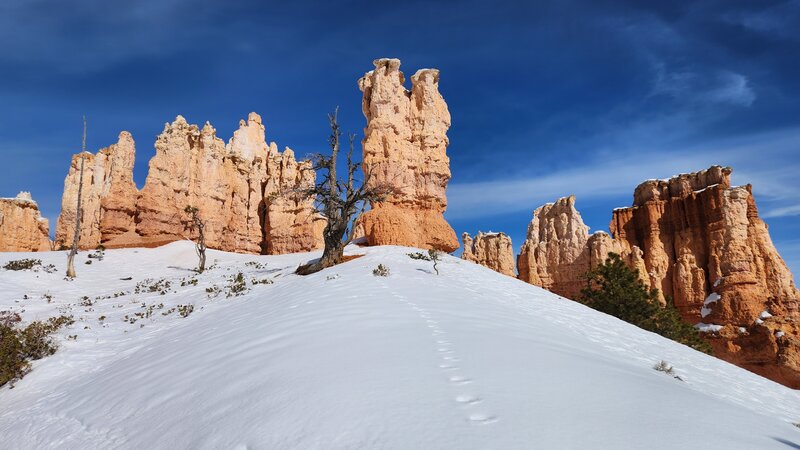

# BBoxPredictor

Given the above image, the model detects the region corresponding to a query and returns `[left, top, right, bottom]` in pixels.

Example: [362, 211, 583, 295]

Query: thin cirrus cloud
[723, 0, 800, 40]
[447, 126, 800, 221]
[763, 204, 800, 219]
[651, 67, 756, 107]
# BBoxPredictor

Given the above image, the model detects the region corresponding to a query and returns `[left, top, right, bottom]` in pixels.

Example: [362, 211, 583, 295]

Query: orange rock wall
[358, 58, 458, 252]
[0, 192, 51, 252]
[610, 166, 800, 387]
[462, 232, 515, 276]
[56, 113, 323, 255]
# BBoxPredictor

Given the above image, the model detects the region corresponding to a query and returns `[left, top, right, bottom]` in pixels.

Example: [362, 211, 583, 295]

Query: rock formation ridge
[609, 166, 799, 387]
[516, 195, 647, 300]
[55, 113, 324, 254]
[357, 58, 458, 252]
[0, 192, 51, 252]
[517, 166, 800, 388]
[461, 231, 515, 276]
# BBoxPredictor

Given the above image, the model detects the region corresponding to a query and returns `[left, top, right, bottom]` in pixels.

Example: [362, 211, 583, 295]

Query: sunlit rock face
[610, 165, 800, 388]
[462, 231, 515, 276]
[55, 132, 138, 249]
[515, 166, 800, 387]
[516, 195, 647, 300]
[56, 113, 323, 254]
[357, 58, 458, 252]
[0, 192, 51, 252]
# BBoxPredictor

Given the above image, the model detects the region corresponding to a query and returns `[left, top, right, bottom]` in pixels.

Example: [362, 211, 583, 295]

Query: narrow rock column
[358, 58, 458, 252]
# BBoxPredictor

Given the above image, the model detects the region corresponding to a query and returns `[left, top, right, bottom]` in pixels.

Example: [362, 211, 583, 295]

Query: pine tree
[581, 253, 712, 354]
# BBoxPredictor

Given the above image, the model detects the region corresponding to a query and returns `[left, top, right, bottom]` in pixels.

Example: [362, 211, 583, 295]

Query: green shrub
[3, 259, 41, 271]
[581, 253, 712, 354]
[407, 252, 431, 261]
[408, 250, 441, 274]
[373, 264, 390, 277]
[177, 304, 194, 318]
[226, 272, 248, 298]
[428, 249, 442, 275]
[653, 360, 674, 375]
[1, 259, 56, 273]
[134, 278, 172, 295]
[0, 313, 73, 388]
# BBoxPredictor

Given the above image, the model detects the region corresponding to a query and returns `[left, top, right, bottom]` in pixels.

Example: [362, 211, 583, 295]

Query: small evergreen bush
[3, 259, 41, 271]
[428, 249, 442, 275]
[653, 360, 674, 375]
[581, 253, 712, 354]
[373, 264, 390, 277]
[1, 313, 73, 388]
[407, 252, 431, 261]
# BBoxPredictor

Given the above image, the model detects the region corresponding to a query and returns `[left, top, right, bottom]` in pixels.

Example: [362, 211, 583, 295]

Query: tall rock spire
[357, 58, 458, 252]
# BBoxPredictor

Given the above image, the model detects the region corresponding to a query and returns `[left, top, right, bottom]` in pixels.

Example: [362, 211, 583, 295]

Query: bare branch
[66, 116, 87, 278]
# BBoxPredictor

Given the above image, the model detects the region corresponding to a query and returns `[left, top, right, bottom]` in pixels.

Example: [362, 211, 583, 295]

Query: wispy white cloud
[652, 66, 755, 107]
[723, 1, 800, 41]
[447, 126, 800, 221]
[704, 71, 756, 107]
[763, 204, 800, 219]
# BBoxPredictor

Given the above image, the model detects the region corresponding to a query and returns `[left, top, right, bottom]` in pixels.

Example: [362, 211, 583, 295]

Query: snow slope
[0, 242, 799, 449]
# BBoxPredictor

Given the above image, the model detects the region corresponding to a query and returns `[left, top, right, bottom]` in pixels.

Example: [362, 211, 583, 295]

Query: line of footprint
[393, 292, 498, 425]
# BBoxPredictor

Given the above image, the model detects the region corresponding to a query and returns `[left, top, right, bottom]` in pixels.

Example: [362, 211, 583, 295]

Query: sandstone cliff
[461, 231, 515, 276]
[55, 132, 137, 249]
[517, 196, 647, 300]
[516, 166, 800, 388]
[56, 113, 323, 254]
[357, 58, 458, 252]
[610, 166, 800, 387]
[0, 192, 51, 252]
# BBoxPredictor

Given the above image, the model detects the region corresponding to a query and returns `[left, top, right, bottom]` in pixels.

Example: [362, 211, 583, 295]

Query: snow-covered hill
[0, 242, 799, 449]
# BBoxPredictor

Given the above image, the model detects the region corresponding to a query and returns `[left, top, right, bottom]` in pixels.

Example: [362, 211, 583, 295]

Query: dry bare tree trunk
[66, 117, 87, 278]
[184, 206, 207, 273]
[296, 108, 392, 275]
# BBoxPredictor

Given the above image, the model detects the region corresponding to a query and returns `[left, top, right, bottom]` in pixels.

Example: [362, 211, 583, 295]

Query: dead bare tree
[66, 117, 87, 278]
[296, 108, 392, 275]
[184, 206, 207, 273]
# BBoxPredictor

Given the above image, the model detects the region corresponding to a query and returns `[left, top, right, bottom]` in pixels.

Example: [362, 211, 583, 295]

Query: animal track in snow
[455, 394, 482, 405]
[448, 375, 473, 385]
[393, 292, 497, 426]
[468, 412, 498, 424]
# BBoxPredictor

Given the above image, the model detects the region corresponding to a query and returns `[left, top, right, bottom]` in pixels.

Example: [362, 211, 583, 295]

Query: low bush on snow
[2, 259, 56, 273]
[372, 264, 390, 277]
[653, 360, 674, 375]
[1, 312, 74, 388]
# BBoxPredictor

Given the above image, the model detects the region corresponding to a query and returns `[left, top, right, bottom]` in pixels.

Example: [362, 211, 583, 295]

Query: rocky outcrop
[357, 58, 458, 252]
[462, 232, 515, 276]
[55, 132, 137, 249]
[517, 196, 646, 300]
[610, 166, 800, 387]
[56, 113, 323, 254]
[516, 167, 800, 387]
[0, 192, 51, 252]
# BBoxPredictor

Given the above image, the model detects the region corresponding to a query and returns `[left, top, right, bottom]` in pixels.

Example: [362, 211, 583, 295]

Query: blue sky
[1, 0, 798, 274]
